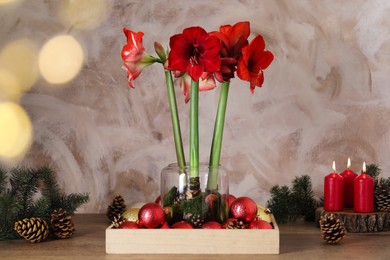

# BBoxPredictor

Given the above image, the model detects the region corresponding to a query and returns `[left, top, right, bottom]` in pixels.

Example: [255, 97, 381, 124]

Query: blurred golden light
[0, 102, 32, 160]
[0, 0, 21, 5]
[0, 38, 38, 98]
[57, 0, 112, 30]
[38, 35, 84, 84]
[0, 69, 22, 101]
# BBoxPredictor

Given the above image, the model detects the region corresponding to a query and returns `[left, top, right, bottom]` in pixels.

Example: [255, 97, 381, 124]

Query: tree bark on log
[315, 207, 390, 233]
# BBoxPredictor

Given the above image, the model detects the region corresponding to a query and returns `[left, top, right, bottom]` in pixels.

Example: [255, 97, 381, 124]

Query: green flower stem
[164, 70, 186, 169]
[190, 80, 199, 176]
[207, 82, 230, 191]
[189, 80, 200, 196]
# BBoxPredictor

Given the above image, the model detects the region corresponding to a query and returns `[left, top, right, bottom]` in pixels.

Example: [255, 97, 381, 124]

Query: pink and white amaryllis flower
[121, 27, 157, 88]
[180, 72, 216, 103]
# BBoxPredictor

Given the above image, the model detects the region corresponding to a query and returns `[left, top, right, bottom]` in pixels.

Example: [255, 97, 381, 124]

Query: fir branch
[30, 197, 51, 222]
[0, 167, 7, 194]
[56, 193, 89, 215]
[366, 163, 381, 179]
[290, 175, 318, 222]
[267, 175, 320, 223]
[267, 185, 291, 224]
[0, 164, 89, 240]
[37, 165, 89, 215]
[9, 166, 41, 219]
[0, 191, 21, 240]
[39, 165, 62, 199]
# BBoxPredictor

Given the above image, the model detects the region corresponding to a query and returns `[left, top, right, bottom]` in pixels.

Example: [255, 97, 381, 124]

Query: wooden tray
[106, 215, 279, 255]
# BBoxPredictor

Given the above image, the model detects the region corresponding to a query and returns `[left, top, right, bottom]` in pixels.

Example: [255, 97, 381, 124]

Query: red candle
[324, 161, 344, 211]
[354, 162, 374, 213]
[340, 158, 357, 208]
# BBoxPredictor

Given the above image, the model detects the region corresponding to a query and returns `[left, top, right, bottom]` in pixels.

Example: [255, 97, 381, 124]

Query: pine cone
[376, 187, 390, 212]
[112, 214, 126, 228]
[222, 218, 248, 229]
[50, 208, 75, 239]
[183, 213, 204, 228]
[106, 195, 127, 221]
[14, 217, 49, 243]
[319, 213, 346, 244]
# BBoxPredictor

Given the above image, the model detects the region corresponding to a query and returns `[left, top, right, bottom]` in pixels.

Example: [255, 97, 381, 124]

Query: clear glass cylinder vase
[160, 162, 229, 227]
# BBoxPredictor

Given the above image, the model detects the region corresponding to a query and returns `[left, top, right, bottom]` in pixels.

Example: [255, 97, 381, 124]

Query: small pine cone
[183, 213, 205, 228]
[112, 214, 126, 228]
[14, 217, 49, 243]
[223, 218, 248, 229]
[173, 194, 184, 206]
[106, 195, 127, 221]
[51, 208, 75, 239]
[319, 213, 346, 244]
[376, 189, 390, 212]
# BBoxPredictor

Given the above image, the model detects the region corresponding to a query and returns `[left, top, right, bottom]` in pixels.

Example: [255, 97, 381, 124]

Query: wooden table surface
[1, 214, 389, 260]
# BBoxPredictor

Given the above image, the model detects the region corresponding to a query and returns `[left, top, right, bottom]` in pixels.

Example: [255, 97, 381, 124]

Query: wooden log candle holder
[316, 207, 390, 233]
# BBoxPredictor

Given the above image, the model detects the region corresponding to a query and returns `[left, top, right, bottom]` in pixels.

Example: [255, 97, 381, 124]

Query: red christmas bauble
[160, 221, 170, 229]
[138, 202, 165, 228]
[222, 194, 236, 208]
[249, 219, 273, 229]
[229, 197, 258, 223]
[201, 221, 222, 229]
[171, 221, 193, 229]
[119, 221, 139, 229]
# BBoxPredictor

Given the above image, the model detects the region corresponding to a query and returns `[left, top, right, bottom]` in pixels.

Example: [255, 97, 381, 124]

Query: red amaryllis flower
[180, 72, 216, 103]
[211, 21, 250, 82]
[237, 35, 273, 93]
[168, 26, 221, 82]
[121, 27, 156, 88]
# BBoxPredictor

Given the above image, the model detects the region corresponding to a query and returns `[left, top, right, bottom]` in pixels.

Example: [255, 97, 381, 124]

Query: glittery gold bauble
[256, 205, 272, 223]
[122, 208, 140, 222]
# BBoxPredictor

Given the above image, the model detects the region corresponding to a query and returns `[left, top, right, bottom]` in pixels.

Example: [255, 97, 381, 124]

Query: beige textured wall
[1, 0, 390, 212]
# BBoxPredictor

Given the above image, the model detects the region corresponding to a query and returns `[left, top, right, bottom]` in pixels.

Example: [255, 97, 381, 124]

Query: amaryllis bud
[154, 41, 167, 61]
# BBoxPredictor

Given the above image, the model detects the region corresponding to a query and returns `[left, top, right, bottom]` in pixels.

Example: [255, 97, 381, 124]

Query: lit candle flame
[347, 158, 351, 169]
[362, 161, 366, 173]
[332, 161, 336, 172]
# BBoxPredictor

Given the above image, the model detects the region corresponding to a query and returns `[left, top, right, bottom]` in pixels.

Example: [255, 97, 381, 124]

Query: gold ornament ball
[256, 205, 272, 223]
[122, 208, 140, 222]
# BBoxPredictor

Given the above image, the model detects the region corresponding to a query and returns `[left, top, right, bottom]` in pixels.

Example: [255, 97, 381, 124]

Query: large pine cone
[319, 213, 346, 244]
[51, 208, 75, 239]
[106, 195, 127, 221]
[14, 217, 49, 243]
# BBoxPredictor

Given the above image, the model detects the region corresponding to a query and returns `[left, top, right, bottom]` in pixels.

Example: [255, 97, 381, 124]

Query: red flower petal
[237, 34, 274, 93]
[210, 21, 250, 82]
[168, 26, 221, 82]
[121, 27, 156, 88]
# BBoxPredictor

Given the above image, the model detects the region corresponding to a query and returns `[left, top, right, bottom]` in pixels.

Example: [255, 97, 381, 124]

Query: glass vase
[160, 162, 229, 227]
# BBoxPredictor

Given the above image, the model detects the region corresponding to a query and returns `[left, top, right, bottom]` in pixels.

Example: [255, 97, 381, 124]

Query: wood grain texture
[317, 207, 390, 233]
[1, 0, 390, 213]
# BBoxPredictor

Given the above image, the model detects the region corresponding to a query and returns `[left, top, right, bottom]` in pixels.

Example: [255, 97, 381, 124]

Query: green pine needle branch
[0, 165, 89, 240]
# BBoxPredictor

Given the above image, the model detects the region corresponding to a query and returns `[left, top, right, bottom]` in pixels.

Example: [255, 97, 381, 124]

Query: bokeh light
[38, 35, 84, 84]
[0, 102, 32, 160]
[0, 0, 22, 5]
[0, 38, 38, 100]
[0, 69, 21, 101]
[57, 0, 112, 30]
